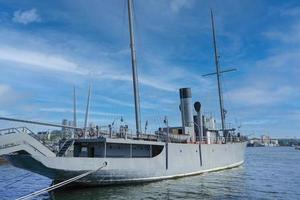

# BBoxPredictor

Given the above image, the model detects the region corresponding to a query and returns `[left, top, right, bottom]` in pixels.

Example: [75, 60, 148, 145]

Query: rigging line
[221, 70, 236, 128]
[3, 173, 32, 188]
[16, 162, 107, 200]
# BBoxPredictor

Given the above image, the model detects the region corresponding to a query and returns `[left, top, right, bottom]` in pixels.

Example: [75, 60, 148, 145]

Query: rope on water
[16, 161, 108, 200]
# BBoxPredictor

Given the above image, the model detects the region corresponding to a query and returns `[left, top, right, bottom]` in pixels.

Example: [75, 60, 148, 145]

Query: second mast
[127, 0, 142, 135]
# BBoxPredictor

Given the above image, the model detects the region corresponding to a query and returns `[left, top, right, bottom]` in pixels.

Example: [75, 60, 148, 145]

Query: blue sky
[0, 0, 299, 138]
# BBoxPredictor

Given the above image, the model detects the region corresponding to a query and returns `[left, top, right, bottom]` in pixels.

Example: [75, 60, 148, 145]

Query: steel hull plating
[5, 142, 246, 185]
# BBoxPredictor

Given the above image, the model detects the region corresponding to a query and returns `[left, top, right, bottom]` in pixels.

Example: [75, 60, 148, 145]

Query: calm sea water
[0, 147, 299, 200]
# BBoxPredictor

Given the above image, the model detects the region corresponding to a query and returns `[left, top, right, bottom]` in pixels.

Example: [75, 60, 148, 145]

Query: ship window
[106, 143, 130, 158]
[95, 143, 164, 158]
[152, 145, 164, 157]
[132, 144, 150, 158]
[82, 147, 87, 152]
[88, 147, 95, 158]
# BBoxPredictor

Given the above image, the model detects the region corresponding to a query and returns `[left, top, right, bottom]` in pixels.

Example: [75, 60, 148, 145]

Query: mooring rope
[3, 173, 32, 188]
[16, 161, 107, 200]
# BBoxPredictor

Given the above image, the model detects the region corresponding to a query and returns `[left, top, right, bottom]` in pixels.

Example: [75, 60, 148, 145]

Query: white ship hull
[5, 142, 246, 185]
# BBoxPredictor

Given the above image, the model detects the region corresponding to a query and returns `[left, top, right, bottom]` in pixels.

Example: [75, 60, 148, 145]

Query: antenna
[84, 84, 91, 136]
[127, 0, 142, 136]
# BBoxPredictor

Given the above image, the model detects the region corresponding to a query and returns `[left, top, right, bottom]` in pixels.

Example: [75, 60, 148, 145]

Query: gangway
[0, 127, 56, 157]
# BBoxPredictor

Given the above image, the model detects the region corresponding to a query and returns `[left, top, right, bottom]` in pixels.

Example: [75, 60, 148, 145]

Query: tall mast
[211, 10, 226, 131]
[127, 0, 142, 135]
[84, 84, 91, 135]
[73, 86, 77, 138]
[73, 86, 77, 128]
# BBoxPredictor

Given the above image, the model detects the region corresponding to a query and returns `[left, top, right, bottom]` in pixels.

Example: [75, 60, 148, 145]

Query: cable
[3, 173, 32, 188]
[16, 162, 107, 200]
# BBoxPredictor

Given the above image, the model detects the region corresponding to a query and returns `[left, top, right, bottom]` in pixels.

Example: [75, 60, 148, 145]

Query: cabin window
[106, 143, 130, 158]
[132, 144, 150, 157]
[74, 143, 105, 158]
[77, 146, 88, 157]
[82, 147, 87, 152]
[151, 145, 164, 157]
[74, 142, 164, 158]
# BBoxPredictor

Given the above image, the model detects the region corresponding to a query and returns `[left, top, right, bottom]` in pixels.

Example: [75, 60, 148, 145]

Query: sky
[0, 0, 299, 138]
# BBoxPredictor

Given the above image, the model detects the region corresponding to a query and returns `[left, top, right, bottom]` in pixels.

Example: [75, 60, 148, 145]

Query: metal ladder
[57, 139, 74, 157]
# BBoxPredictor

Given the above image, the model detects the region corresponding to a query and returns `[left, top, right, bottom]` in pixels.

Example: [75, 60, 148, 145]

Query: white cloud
[39, 107, 121, 117]
[99, 96, 156, 110]
[0, 84, 10, 96]
[280, 6, 300, 17]
[226, 85, 294, 106]
[12, 8, 41, 25]
[90, 72, 174, 93]
[0, 43, 188, 92]
[0, 110, 11, 116]
[264, 22, 300, 44]
[0, 46, 87, 75]
[242, 119, 276, 126]
[256, 51, 299, 68]
[0, 84, 21, 106]
[170, 0, 194, 13]
[100, 96, 134, 108]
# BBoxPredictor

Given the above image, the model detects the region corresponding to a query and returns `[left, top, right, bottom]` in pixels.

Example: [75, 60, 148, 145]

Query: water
[0, 147, 299, 200]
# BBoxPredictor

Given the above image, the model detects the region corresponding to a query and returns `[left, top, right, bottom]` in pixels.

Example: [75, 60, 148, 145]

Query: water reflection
[50, 166, 246, 200]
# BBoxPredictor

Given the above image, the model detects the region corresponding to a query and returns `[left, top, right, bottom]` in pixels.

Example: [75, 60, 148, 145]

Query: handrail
[0, 127, 35, 135]
[57, 139, 74, 156]
[0, 127, 55, 152]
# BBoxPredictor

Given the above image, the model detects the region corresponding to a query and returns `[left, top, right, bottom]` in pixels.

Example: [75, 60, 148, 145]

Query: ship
[0, 0, 246, 188]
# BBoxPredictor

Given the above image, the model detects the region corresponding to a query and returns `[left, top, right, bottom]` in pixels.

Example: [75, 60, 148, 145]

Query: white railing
[0, 127, 55, 152]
